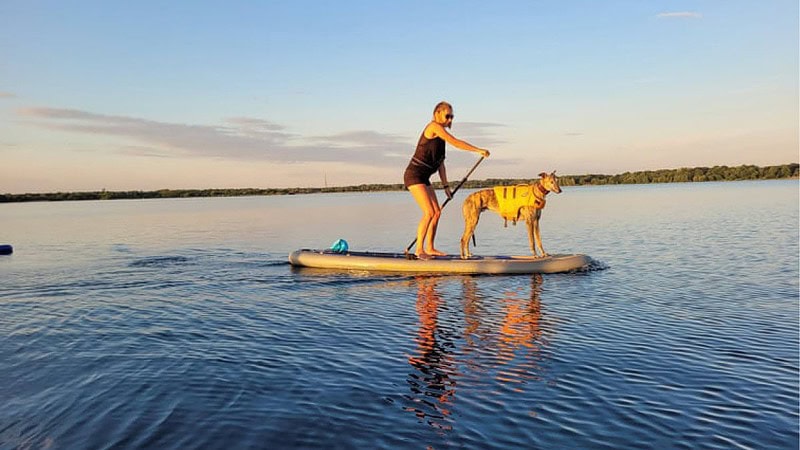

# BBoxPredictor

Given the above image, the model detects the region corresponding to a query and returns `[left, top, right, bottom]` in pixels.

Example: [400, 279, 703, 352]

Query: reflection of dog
[460, 171, 561, 259]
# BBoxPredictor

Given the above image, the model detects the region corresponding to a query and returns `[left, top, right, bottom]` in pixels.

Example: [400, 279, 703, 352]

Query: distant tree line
[556, 163, 799, 186]
[458, 163, 799, 189]
[1, 163, 796, 203]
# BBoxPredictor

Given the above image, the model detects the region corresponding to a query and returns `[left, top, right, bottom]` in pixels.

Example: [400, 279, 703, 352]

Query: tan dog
[460, 171, 562, 259]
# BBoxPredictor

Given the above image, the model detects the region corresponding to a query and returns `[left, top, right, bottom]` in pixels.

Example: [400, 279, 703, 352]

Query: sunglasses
[445, 114, 454, 120]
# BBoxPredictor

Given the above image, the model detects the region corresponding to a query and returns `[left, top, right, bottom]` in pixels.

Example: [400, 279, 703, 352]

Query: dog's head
[538, 171, 562, 194]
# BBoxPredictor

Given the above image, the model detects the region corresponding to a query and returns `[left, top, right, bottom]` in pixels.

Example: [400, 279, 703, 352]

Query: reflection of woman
[406, 276, 457, 425]
[404, 101, 490, 259]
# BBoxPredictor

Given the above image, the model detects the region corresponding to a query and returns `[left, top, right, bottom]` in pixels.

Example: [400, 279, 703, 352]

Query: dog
[460, 171, 561, 259]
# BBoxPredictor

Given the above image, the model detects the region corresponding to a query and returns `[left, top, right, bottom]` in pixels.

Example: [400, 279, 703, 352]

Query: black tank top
[409, 133, 445, 171]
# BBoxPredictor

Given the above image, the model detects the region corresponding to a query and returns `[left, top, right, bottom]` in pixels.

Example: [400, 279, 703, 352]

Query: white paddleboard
[288, 249, 591, 274]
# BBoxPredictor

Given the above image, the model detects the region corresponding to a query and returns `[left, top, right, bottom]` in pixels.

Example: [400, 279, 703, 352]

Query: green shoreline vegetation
[2, 163, 797, 203]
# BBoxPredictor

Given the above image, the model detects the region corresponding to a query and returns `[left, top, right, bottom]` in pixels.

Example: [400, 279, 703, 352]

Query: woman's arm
[427, 122, 490, 157]
[438, 162, 448, 186]
[438, 163, 453, 199]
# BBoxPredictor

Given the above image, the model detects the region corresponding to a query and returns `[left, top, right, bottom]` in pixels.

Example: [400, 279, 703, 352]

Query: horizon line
[2, 162, 797, 196]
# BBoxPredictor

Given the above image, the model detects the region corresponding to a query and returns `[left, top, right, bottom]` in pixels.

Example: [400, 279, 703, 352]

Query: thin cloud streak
[310, 130, 407, 147]
[16, 107, 412, 167]
[657, 12, 703, 19]
[451, 122, 507, 146]
[16, 107, 509, 168]
[0, 92, 17, 99]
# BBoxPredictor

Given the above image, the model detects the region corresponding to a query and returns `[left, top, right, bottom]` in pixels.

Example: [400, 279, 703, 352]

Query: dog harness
[493, 183, 549, 226]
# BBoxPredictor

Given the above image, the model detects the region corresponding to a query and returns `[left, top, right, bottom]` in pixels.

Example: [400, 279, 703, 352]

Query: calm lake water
[1, 180, 798, 449]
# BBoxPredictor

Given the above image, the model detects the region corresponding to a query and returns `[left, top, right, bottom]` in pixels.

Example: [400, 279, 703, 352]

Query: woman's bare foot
[426, 248, 447, 257]
[414, 252, 432, 260]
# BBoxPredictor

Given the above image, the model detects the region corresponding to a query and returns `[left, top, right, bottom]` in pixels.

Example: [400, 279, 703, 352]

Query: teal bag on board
[330, 239, 349, 253]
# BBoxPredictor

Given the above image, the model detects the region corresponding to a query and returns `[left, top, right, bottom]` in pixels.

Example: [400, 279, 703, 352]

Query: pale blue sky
[1, 1, 797, 192]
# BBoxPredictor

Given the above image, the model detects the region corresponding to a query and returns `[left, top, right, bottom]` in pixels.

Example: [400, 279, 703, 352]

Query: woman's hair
[433, 101, 452, 116]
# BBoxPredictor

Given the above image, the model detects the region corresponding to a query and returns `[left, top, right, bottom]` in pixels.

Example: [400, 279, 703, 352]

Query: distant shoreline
[2, 163, 797, 203]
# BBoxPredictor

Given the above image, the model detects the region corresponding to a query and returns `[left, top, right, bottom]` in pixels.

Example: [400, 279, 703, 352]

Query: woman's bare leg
[408, 184, 435, 257]
[422, 185, 446, 256]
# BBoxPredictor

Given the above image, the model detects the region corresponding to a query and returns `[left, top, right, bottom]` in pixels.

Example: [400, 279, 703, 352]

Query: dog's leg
[533, 210, 548, 257]
[460, 197, 481, 259]
[526, 216, 538, 257]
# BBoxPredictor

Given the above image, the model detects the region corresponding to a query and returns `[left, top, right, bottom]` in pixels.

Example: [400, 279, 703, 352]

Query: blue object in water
[330, 239, 348, 253]
[0, 244, 13, 255]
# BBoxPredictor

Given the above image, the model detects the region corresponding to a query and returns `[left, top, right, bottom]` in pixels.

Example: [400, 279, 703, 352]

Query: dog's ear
[538, 172, 546, 178]
[552, 170, 557, 175]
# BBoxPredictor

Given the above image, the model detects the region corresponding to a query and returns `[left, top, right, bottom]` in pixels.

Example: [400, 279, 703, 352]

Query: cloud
[656, 12, 702, 19]
[17, 107, 511, 169]
[0, 92, 16, 99]
[117, 145, 174, 158]
[16, 107, 411, 167]
[310, 130, 406, 148]
[225, 117, 287, 132]
[451, 122, 507, 146]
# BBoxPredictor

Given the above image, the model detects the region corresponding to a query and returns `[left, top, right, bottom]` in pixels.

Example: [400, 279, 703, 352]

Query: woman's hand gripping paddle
[404, 156, 485, 257]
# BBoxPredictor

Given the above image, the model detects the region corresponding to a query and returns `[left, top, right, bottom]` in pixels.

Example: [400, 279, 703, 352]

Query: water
[1, 180, 798, 449]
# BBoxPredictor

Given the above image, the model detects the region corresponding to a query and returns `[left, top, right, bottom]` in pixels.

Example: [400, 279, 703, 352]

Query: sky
[1, 1, 797, 193]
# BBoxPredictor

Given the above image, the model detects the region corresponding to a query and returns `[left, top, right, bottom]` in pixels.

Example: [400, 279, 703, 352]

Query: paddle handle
[405, 156, 485, 254]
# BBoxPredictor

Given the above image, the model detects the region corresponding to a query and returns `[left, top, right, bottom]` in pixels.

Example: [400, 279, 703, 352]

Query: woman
[404, 101, 490, 259]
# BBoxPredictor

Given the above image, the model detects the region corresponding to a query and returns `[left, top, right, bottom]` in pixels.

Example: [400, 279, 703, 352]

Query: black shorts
[403, 164, 434, 188]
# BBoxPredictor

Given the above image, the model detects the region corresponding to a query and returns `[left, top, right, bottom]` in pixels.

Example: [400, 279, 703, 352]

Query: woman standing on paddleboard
[404, 101, 490, 259]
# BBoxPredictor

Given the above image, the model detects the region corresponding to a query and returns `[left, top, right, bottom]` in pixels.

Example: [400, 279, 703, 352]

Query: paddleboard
[288, 249, 590, 274]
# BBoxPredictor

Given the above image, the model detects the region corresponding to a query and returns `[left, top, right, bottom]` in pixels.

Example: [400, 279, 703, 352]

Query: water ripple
[129, 255, 192, 268]
[1, 183, 797, 449]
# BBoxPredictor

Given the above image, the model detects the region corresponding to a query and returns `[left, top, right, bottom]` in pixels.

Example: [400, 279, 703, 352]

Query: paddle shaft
[405, 156, 485, 253]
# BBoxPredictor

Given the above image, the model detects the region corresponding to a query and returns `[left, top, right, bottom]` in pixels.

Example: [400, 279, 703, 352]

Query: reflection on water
[405, 276, 458, 431]
[496, 275, 546, 390]
[2, 181, 796, 449]
[404, 275, 549, 431]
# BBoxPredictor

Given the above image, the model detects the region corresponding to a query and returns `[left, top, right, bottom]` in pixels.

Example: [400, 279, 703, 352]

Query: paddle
[404, 156, 485, 255]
